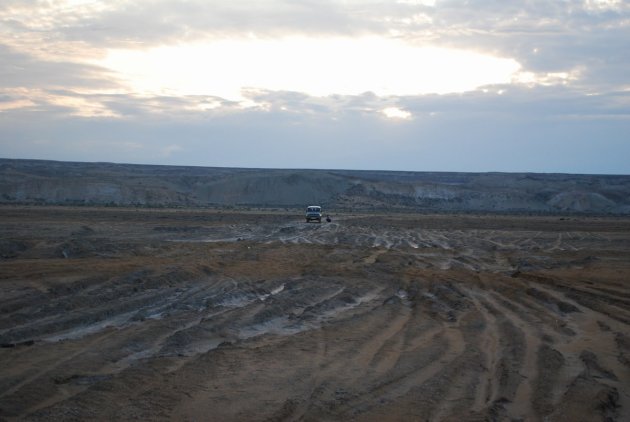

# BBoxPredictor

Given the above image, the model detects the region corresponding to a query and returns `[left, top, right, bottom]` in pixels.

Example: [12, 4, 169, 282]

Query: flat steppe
[1, 206, 629, 421]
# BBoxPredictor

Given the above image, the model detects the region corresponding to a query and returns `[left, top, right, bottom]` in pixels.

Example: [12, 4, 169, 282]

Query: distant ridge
[1, 158, 629, 214]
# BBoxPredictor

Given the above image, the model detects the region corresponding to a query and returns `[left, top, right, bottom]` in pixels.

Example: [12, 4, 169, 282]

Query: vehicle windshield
[307, 207, 321, 212]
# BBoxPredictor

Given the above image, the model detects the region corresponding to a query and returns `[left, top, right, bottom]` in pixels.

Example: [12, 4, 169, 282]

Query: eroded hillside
[2, 159, 629, 213]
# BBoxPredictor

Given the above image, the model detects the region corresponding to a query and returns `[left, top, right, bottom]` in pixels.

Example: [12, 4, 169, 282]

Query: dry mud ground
[1, 207, 630, 421]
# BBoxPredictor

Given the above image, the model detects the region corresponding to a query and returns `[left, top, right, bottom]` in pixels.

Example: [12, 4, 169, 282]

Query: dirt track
[1, 206, 629, 421]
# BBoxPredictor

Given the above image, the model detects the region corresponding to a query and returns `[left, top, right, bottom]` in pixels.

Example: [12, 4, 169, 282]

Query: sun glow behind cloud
[382, 107, 412, 119]
[99, 37, 521, 101]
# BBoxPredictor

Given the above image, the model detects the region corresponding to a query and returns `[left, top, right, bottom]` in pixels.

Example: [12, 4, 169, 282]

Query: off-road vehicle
[305, 205, 322, 223]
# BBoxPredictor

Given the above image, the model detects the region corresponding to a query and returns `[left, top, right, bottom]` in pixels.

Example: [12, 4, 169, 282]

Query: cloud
[3, 1, 629, 93]
[416, 1, 630, 90]
[382, 107, 412, 119]
[0, 1, 365, 49]
[0, 44, 118, 90]
[1, 1, 629, 174]
[1, 84, 628, 173]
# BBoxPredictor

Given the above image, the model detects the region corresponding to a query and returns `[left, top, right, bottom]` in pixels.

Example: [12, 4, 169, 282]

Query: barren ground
[1, 206, 629, 421]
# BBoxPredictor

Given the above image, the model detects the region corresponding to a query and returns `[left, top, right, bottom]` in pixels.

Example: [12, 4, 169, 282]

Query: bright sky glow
[100, 37, 521, 100]
[2, 0, 629, 174]
[397, 0, 437, 5]
[584, 0, 623, 11]
[382, 107, 412, 119]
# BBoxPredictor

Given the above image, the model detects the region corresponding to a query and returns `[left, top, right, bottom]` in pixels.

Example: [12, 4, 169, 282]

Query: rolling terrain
[2, 158, 630, 213]
[1, 159, 629, 420]
[1, 207, 629, 420]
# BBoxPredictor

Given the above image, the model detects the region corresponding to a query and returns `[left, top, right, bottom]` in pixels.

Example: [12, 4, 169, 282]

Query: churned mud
[1, 206, 629, 421]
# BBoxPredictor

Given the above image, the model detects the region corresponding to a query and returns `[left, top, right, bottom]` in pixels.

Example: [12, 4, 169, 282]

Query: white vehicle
[305, 205, 322, 223]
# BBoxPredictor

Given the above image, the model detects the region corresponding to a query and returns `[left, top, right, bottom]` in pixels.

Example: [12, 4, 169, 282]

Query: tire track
[464, 288, 501, 412]
[474, 290, 533, 419]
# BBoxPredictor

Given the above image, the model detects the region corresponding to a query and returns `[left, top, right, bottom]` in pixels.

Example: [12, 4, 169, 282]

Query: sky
[1, 0, 629, 174]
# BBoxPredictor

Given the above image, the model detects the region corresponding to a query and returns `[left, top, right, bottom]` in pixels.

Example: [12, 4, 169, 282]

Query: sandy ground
[1, 206, 629, 421]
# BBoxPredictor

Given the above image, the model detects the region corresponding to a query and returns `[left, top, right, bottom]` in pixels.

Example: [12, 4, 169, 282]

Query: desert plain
[1, 206, 629, 421]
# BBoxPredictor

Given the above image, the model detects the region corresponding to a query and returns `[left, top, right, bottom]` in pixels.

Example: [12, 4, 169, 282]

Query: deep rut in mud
[1, 207, 629, 421]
